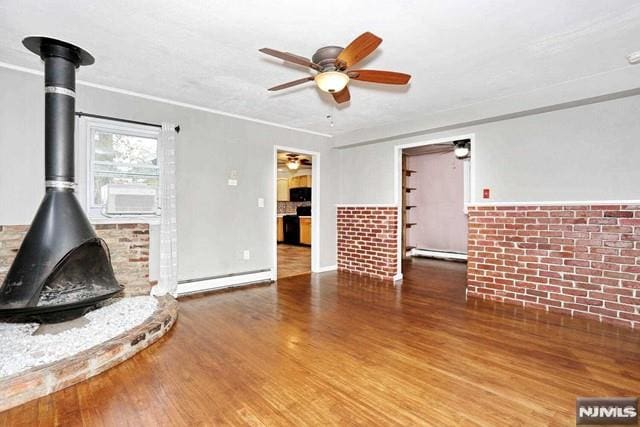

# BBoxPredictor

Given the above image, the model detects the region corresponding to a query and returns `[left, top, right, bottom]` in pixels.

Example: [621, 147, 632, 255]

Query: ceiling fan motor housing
[312, 46, 344, 71]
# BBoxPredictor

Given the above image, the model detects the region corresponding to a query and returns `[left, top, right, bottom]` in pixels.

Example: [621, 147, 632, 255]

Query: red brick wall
[0, 223, 152, 296]
[337, 206, 398, 281]
[467, 205, 640, 328]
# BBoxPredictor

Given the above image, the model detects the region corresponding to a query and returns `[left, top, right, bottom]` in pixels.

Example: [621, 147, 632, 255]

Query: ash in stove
[38, 281, 115, 307]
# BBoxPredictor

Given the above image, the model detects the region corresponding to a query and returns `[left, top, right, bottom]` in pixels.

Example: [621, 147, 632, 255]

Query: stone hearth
[0, 295, 177, 412]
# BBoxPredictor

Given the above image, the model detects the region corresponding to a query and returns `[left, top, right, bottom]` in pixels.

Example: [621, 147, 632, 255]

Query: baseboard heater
[175, 268, 273, 297]
[409, 248, 467, 262]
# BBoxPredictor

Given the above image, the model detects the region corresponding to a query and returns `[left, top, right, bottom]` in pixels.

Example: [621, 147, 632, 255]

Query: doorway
[274, 147, 319, 279]
[395, 135, 473, 278]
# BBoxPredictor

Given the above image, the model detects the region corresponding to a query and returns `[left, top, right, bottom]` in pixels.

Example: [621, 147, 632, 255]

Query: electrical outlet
[243, 250, 250, 260]
[257, 198, 264, 208]
[227, 179, 238, 186]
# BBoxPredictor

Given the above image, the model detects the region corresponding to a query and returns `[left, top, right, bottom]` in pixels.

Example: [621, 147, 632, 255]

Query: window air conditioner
[103, 184, 158, 215]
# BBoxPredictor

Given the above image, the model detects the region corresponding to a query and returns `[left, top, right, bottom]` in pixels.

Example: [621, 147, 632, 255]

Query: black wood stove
[0, 37, 123, 322]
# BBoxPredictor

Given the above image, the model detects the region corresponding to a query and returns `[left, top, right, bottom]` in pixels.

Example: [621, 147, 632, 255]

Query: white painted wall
[2, 63, 639, 284]
[339, 95, 640, 205]
[0, 67, 337, 282]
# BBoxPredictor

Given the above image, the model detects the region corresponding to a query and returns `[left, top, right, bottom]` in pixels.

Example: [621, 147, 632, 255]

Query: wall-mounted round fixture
[627, 50, 640, 65]
[287, 159, 301, 170]
[315, 71, 350, 93]
[453, 139, 471, 159]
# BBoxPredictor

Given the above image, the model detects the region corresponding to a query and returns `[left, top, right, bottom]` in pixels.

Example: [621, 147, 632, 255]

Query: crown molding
[0, 61, 332, 138]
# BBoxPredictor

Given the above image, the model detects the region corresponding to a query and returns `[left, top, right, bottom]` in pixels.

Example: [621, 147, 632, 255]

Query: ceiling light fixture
[453, 139, 471, 159]
[315, 71, 350, 93]
[287, 159, 300, 170]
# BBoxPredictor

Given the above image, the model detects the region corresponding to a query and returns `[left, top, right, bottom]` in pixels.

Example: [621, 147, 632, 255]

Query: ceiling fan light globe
[315, 71, 349, 93]
[454, 147, 469, 158]
[287, 160, 300, 170]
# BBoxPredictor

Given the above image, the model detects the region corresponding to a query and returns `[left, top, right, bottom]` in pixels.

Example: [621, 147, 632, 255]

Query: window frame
[79, 117, 161, 219]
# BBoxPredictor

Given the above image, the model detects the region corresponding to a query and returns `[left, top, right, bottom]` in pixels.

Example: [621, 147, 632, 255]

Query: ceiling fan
[280, 153, 311, 170]
[259, 32, 411, 104]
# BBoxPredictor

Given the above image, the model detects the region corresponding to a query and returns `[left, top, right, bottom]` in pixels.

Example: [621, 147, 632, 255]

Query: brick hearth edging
[467, 204, 640, 328]
[337, 206, 398, 281]
[0, 295, 178, 412]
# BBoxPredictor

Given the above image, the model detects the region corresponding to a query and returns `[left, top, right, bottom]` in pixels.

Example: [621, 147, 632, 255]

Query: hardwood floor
[2, 258, 640, 426]
[277, 243, 310, 279]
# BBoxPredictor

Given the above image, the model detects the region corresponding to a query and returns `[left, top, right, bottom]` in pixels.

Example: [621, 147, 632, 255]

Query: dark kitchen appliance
[282, 206, 311, 245]
[297, 206, 311, 216]
[290, 187, 311, 202]
[282, 215, 300, 244]
[0, 37, 123, 322]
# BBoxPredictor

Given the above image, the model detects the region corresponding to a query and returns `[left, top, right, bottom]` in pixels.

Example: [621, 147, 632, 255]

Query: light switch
[258, 198, 264, 208]
[228, 179, 238, 186]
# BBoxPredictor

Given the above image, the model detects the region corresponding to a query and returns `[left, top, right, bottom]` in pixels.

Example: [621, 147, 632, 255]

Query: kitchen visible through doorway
[276, 150, 312, 279]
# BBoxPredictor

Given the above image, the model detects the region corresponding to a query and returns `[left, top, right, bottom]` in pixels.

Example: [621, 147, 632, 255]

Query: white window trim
[77, 116, 161, 221]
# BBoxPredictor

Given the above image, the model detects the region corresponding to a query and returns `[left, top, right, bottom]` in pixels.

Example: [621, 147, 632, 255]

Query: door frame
[393, 133, 475, 279]
[273, 145, 321, 280]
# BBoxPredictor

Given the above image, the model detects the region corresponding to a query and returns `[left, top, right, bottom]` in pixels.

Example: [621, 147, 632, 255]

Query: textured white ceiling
[0, 0, 639, 136]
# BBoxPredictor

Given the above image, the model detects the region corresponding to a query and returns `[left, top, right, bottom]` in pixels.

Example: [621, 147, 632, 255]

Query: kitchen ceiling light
[287, 159, 300, 170]
[315, 71, 350, 93]
[453, 139, 471, 159]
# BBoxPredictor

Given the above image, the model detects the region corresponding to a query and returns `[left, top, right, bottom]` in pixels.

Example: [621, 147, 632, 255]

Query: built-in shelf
[402, 156, 417, 260]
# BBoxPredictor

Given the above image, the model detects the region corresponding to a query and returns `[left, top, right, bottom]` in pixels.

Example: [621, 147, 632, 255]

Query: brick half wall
[467, 205, 640, 328]
[0, 223, 152, 296]
[337, 206, 398, 281]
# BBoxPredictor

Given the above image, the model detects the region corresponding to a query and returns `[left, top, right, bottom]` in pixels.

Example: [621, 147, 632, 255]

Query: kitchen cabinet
[277, 178, 290, 201]
[278, 175, 311, 201]
[288, 175, 311, 188]
[277, 217, 284, 242]
[299, 217, 311, 245]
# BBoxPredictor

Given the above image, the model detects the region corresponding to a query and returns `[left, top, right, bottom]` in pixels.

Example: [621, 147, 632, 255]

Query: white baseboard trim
[314, 265, 337, 273]
[175, 270, 273, 297]
[411, 248, 467, 261]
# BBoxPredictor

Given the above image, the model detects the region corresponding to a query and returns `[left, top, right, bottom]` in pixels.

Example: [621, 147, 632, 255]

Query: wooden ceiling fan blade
[268, 76, 315, 91]
[336, 32, 382, 68]
[259, 48, 320, 70]
[348, 70, 411, 85]
[332, 86, 350, 104]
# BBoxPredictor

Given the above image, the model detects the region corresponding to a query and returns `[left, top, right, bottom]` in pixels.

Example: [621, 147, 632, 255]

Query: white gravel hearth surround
[0, 296, 157, 378]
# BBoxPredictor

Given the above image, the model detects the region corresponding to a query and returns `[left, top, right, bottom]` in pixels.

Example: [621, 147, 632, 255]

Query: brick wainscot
[0, 223, 153, 295]
[467, 205, 640, 328]
[337, 206, 399, 281]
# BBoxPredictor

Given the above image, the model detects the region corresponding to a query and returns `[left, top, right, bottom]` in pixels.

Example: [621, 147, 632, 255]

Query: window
[83, 119, 160, 217]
